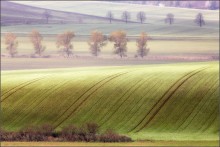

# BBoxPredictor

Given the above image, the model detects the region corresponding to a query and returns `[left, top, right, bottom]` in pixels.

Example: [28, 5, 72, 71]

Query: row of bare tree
[107, 11, 205, 26]
[43, 10, 205, 27]
[4, 30, 149, 58]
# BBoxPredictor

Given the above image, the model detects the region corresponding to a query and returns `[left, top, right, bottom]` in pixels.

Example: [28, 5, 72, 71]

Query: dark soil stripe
[177, 79, 219, 131]
[135, 67, 209, 132]
[159, 72, 215, 132]
[129, 67, 208, 132]
[1, 76, 48, 103]
[135, 67, 208, 132]
[99, 78, 145, 127]
[53, 72, 128, 129]
[78, 71, 134, 124]
[10, 79, 71, 126]
[1, 77, 42, 97]
[112, 74, 159, 130]
[121, 73, 170, 131]
[200, 105, 218, 132]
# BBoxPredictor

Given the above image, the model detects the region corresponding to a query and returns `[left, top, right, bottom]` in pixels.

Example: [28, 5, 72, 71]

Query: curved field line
[200, 105, 219, 132]
[127, 68, 200, 132]
[98, 73, 160, 128]
[1, 77, 40, 97]
[1, 76, 48, 103]
[52, 73, 123, 127]
[119, 72, 171, 131]
[129, 66, 208, 133]
[53, 72, 129, 129]
[157, 71, 214, 132]
[13, 72, 120, 127]
[99, 75, 154, 129]
[198, 87, 219, 132]
[135, 67, 209, 132]
[122, 72, 178, 131]
[11, 79, 72, 126]
[76, 71, 135, 124]
[11, 74, 101, 127]
[176, 78, 219, 131]
[94, 72, 148, 124]
[98, 77, 146, 127]
[85, 71, 147, 125]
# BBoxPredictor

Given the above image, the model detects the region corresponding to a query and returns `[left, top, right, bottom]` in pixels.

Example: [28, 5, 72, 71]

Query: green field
[1, 62, 219, 141]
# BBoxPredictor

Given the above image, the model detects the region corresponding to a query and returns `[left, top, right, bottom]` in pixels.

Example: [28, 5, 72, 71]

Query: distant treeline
[113, 1, 219, 10]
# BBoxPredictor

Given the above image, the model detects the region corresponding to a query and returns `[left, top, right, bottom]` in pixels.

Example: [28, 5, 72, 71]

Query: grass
[1, 141, 219, 146]
[1, 61, 219, 141]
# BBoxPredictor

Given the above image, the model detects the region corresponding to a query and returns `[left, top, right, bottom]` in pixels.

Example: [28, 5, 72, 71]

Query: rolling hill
[1, 62, 219, 141]
[1, 1, 219, 38]
[1, 1, 121, 25]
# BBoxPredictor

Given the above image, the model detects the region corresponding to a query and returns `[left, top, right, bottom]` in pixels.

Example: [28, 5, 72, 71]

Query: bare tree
[29, 30, 45, 56]
[194, 13, 205, 27]
[88, 30, 107, 56]
[122, 11, 131, 24]
[109, 30, 128, 58]
[43, 10, 52, 24]
[106, 11, 114, 24]
[165, 13, 174, 25]
[56, 31, 75, 57]
[136, 32, 150, 58]
[4, 32, 18, 57]
[137, 11, 146, 24]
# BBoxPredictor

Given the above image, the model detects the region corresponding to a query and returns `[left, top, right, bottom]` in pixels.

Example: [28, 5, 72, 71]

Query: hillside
[1, 1, 219, 38]
[1, 1, 119, 25]
[12, 1, 219, 21]
[1, 62, 219, 141]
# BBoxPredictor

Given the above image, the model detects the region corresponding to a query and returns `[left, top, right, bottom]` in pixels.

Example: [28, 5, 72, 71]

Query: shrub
[1, 123, 132, 142]
[60, 124, 79, 141]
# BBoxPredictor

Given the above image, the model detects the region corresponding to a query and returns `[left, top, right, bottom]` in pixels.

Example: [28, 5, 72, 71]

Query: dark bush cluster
[0, 124, 54, 141]
[0, 123, 133, 142]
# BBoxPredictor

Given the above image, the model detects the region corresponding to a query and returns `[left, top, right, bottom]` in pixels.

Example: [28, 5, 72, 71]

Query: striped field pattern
[1, 62, 219, 141]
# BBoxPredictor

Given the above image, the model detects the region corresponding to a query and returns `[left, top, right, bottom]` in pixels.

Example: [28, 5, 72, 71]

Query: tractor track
[177, 78, 219, 131]
[53, 72, 129, 129]
[99, 78, 145, 127]
[158, 72, 215, 132]
[1, 76, 48, 103]
[77, 71, 135, 124]
[129, 66, 209, 132]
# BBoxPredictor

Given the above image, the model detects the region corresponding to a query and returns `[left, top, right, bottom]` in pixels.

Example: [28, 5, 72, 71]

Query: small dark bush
[61, 124, 79, 141]
[86, 122, 99, 135]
